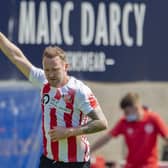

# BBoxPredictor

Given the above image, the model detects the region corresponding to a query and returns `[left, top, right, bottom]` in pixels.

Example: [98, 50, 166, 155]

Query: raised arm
[0, 32, 33, 79]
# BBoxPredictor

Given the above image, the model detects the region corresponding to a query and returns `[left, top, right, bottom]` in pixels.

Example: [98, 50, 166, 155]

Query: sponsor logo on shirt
[144, 123, 154, 134]
[62, 94, 73, 104]
[42, 94, 50, 104]
[42, 94, 72, 113]
[127, 128, 134, 135]
[50, 97, 72, 113]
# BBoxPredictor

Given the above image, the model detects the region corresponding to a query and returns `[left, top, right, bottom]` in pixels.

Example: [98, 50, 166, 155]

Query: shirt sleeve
[108, 119, 124, 137]
[152, 112, 168, 137]
[76, 84, 99, 115]
[29, 66, 47, 88]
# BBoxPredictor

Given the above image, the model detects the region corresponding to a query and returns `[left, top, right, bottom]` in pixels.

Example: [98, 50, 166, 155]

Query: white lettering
[134, 4, 146, 46]
[18, 1, 35, 44]
[95, 3, 108, 46]
[67, 52, 106, 72]
[81, 2, 95, 45]
[63, 2, 74, 45]
[109, 3, 122, 46]
[18, 1, 146, 47]
[37, 1, 49, 44]
[122, 3, 133, 47]
[50, 2, 62, 45]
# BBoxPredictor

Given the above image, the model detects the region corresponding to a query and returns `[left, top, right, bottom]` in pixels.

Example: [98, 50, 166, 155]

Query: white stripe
[72, 107, 83, 161]
[77, 136, 85, 161]
[85, 138, 90, 161]
[59, 139, 68, 162]
[44, 103, 52, 159]
[72, 108, 80, 127]
[44, 88, 57, 160]
[55, 89, 68, 161]
[57, 108, 68, 161]
[82, 136, 90, 162]
[56, 104, 66, 127]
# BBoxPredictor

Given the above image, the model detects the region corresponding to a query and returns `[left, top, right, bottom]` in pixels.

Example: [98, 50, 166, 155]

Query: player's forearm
[49, 119, 107, 142]
[0, 32, 22, 61]
[69, 119, 108, 137]
[81, 119, 108, 134]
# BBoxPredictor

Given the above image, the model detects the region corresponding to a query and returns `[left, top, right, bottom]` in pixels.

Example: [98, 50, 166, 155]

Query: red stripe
[41, 104, 47, 156]
[82, 137, 89, 162]
[54, 88, 61, 100]
[49, 89, 61, 161]
[43, 83, 50, 94]
[88, 94, 98, 108]
[64, 89, 77, 162]
[67, 136, 77, 162]
[79, 111, 83, 125]
[64, 112, 77, 162]
[50, 108, 59, 161]
[81, 117, 89, 161]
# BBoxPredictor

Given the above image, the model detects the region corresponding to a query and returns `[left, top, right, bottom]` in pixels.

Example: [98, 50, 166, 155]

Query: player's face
[123, 104, 140, 122]
[43, 56, 68, 87]
[124, 106, 138, 115]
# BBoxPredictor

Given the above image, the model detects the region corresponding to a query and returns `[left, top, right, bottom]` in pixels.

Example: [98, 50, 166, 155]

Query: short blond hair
[43, 46, 67, 62]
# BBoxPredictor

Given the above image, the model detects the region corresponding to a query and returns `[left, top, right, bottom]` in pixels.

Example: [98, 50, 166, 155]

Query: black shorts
[39, 155, 90, 168]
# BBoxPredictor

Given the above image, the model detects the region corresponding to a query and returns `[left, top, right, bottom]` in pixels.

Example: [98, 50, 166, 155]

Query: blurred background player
[91, 92, 168, 168]
[0, 32, 108, 168]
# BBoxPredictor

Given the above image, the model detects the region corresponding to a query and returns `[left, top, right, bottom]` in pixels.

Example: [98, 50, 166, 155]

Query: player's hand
[48, 126, 72, 141]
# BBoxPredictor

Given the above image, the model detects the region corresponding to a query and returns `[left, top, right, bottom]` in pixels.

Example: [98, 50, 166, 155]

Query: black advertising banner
[0, 0, 168, 82]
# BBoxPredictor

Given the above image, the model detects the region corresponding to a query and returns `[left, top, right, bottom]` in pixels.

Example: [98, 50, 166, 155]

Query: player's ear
[64, 63, 69, 72]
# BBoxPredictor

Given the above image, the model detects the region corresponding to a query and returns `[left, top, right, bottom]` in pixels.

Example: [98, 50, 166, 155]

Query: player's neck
[55, 75, 70, 88]
[138, 108, 145, 120]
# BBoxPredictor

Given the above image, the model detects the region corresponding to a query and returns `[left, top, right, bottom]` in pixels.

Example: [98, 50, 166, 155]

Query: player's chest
[125, 122, 155, 138]
[41, 88, 75, 114]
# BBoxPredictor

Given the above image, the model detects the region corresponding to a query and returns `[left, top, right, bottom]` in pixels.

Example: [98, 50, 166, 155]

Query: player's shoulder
[68, 76, 91, 92]
[144, 108, 161, 121]
[118, 116, 126, 124]
[112, 117, 126, 130]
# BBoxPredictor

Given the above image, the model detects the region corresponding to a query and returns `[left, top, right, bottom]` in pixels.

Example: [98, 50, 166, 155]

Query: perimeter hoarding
[0, 0, 168, 82]
[0, 85, 41, 168]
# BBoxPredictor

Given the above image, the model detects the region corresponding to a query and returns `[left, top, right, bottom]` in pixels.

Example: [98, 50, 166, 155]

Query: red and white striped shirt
[29, 66, 98, 162]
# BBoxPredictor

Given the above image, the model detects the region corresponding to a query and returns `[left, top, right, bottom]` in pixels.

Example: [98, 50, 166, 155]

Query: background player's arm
[90, 118, 124, 153]
[90, 133, 112, 153]
[0, 32, 33, 79]
[165, 137, 168, 142]
[153, 112, 168, 144]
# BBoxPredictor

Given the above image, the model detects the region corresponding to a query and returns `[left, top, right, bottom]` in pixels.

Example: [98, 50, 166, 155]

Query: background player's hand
[48, 126, 72, 141]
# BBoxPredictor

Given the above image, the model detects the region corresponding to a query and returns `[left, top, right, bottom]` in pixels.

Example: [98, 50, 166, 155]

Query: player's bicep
[0, 32, 33, 78]
[87, 105, 107, 123]
[77, 87, 98, 115]
[81, 105, 108, 134]
[153, 113, 168, 137]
